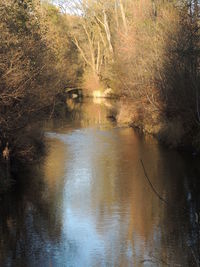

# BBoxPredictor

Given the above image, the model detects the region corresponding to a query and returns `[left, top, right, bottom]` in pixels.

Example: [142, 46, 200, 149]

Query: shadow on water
[0, 98, 199, 266]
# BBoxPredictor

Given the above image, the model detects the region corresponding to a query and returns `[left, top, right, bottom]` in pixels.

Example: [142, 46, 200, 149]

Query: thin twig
[49, 98, 56, 120]
[140, 159, 169, 205]
[140, 159, 200, 267]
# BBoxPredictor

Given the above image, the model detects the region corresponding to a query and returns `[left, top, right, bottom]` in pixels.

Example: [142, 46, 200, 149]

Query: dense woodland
[1, 0, 200, 161]
[0, 0, 81, 160]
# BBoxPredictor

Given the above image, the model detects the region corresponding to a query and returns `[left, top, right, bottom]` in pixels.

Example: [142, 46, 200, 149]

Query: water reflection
[0, 99, 199, 266]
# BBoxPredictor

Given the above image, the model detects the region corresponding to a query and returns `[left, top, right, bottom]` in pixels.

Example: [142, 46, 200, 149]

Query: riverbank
[113, 98, 200, 153]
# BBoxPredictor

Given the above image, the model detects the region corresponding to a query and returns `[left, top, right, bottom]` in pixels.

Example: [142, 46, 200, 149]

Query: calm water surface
[0, 99, 200, 267]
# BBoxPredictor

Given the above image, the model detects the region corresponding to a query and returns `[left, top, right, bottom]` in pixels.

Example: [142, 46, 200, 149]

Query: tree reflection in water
[0, 99, 199, 267]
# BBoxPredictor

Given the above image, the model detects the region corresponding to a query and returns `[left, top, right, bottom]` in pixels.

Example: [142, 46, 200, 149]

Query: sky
[51, 0, 83, 15]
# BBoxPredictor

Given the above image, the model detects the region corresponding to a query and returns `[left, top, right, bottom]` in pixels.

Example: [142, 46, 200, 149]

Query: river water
[0, 99, 199, 267]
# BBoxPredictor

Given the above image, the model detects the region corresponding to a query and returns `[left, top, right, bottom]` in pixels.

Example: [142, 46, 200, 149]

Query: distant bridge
[65, 88, 83, 98]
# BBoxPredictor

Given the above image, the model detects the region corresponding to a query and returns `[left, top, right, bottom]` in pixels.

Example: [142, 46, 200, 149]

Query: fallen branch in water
[140, 158, 200, 267]
[140, 159, 168, 205]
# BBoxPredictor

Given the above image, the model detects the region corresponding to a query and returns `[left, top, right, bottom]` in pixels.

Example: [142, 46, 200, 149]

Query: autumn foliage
[0, 0, 80, 160]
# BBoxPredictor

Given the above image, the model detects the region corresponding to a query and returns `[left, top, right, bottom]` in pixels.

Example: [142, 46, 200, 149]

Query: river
[0, 99, 199, 267]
